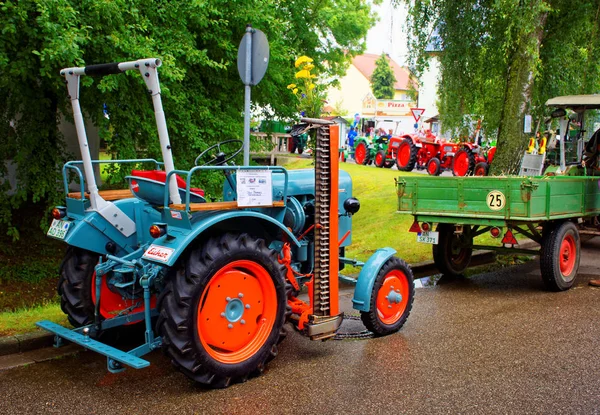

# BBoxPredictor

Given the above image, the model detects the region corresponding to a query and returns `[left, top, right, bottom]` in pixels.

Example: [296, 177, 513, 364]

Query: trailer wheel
[360, 256, 415, 336]
[58, 247, 99, 327]
[426, 157, 441, 176]
[375, 150, 386, 168]
[540, 221, 580, 291]
[157, 233, 290, 388]
[396, 138, 418, 171]
[452, 148, 475, 176]
[355, 142, 369, 165]
[474, 162, 489, 176]
[432, 224, 473, 276]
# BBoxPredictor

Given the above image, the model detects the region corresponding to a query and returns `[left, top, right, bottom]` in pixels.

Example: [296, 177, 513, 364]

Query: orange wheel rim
[376, 153, 383, 165]
[376, 270, 409, 325]
[197, 260, 277, 364]
[454, 152, 469, 176]
[427, 161, 437, 175]
[559, 234, 576, 276]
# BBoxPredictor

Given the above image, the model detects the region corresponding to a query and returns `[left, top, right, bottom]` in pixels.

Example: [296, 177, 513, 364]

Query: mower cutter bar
[36, 320, 150, 370]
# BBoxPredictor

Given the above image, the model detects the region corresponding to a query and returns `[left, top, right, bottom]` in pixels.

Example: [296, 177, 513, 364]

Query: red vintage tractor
[451, 143, 497, 176]
[394, 130, 440, 172]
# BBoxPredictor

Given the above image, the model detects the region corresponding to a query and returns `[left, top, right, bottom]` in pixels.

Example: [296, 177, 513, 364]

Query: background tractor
[38, 58, 415, 388]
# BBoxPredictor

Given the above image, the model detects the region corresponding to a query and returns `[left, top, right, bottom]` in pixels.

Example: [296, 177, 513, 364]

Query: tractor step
[36, 320, 150, 370]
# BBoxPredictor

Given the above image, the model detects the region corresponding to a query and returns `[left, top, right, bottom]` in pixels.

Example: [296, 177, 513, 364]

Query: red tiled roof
[352, 53, 417, 90]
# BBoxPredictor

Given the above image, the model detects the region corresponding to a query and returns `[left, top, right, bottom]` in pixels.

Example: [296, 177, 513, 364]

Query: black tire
[289, 137, 297, 154]
[452, 147, 476, 176]
[540, 221, 580, 291]
[58, 247, 99, 327]
[375, 150, 386, 168]
[474, 162, 489, 176]
[432, 224, 473, 276]
[396, 138, 418, 171]
[426, 157, 441, 176]
[383, 160, 394, 168]
[157, 233, 290, 388]
[360, 256, 415, 336]
[355, 141, 370, 165]
[297, 145, 304, 154]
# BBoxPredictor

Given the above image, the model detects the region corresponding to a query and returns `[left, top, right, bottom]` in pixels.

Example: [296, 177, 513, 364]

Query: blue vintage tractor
[38, 58, 415, 388]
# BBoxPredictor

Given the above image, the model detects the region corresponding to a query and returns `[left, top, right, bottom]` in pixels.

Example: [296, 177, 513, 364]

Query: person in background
[346, 127, 357, 159]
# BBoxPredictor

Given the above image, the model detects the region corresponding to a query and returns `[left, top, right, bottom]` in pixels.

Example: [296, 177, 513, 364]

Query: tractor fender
[145, 211, 301, 267]
[351, 247, 397, 312]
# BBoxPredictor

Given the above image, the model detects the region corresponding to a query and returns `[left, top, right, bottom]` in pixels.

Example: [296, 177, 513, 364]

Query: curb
[0, 245, 526, 358]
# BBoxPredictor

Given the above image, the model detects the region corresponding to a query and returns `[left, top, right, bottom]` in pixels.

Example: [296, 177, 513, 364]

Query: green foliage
[402, 0, 600, 173]
[370, 53, 397, 99]
[0, 0, 375, 238]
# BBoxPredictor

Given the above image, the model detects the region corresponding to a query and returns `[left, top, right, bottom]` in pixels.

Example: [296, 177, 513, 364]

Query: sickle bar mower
[37, 58, 414, 388]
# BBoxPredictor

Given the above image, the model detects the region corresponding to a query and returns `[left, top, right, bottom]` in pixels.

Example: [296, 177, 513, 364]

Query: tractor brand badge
[143, 245, 175, 262]
[486, 190, 506, 211]
[170, 210, 182, 220]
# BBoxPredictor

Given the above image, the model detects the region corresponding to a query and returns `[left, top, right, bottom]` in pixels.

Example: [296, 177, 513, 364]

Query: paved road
[1, 238, 599, 414]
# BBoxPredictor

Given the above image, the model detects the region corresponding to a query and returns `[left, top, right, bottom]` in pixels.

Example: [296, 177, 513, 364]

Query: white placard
[236, 169, 273, 207]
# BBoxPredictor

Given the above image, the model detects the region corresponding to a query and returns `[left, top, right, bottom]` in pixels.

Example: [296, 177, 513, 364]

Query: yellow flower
[287, 83, 296, 89]
[295, 56, 313, 68]
[303, 63, 315, 71]
[308, 83, 316, 90]
[292, 88, 298, 94]
[295, 70, 311, 79]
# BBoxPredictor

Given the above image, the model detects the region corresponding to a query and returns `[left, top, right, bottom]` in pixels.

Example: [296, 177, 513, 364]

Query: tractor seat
[131, 170, 205, 196]
[126, 169, 206, 206]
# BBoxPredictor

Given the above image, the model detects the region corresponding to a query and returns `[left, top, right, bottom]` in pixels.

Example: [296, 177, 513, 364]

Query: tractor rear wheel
[452, 148, 475, 176]
[540, 221, 580, 291]
[157, 233, 290, 388]
[432, 224, 473, 276]
[426, 157, 441, 176]
[375, 150, 386, 168]
[58, 247, 99, 327]
[360, 256, 414, 336]
[354, 142, 370, 165]
[396, 138, 418, 171]
[474, 162, 489, 176]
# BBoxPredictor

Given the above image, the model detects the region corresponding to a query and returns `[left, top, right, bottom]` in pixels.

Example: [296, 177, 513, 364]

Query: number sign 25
[486, 190, 506, 211]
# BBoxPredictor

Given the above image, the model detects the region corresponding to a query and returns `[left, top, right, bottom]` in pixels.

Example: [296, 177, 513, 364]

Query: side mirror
[343, 197, 360, 215]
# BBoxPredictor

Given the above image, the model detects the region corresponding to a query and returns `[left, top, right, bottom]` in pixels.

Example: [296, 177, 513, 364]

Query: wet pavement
[1, 238, 599, 414]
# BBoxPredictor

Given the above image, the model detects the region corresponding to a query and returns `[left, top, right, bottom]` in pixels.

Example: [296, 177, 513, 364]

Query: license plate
[417, 231, 439, 245]
[47, 219, 71, 240]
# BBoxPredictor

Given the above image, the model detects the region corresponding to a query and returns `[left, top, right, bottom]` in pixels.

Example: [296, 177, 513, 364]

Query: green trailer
[397, 175, 600, 290]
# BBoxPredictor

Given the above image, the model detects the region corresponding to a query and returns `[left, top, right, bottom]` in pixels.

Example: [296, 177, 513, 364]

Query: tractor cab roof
[545, 95, 600, 111]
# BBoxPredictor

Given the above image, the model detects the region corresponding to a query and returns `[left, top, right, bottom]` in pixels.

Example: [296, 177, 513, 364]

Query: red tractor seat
[131, 170, 205, 196]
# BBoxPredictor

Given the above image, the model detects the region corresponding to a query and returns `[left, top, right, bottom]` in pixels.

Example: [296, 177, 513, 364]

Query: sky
[365, 0, 410, 66]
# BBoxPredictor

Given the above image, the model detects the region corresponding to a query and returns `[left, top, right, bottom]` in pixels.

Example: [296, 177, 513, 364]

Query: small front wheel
[375, 150, 386, 168]
[540, 221, 580, 291]
[360, 257, 415, 336]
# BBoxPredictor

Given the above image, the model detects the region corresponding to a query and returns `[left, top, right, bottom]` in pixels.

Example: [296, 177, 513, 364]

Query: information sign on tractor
[410, 108, 425, 122]
[486, 190, 506, 211]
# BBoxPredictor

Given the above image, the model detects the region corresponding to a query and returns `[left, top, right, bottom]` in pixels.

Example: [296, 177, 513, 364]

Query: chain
[332, 314, 374, 340]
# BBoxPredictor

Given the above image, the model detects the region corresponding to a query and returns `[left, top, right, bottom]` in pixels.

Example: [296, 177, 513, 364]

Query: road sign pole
[243, 25, 253, 166]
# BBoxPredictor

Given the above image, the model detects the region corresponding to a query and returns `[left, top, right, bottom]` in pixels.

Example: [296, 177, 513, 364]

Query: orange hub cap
[559, 234, 576, 276]
[376, 270, 409, 325]
[197, 260, 277, 364]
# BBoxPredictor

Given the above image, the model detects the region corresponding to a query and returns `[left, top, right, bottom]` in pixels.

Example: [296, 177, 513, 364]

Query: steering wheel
[194, 139, 243, 166]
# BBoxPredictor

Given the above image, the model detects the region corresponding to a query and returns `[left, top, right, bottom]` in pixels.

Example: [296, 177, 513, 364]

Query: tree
[371, 53, 397, 99]
[0, 0, 375, 238]
[402, 0, 600, 174]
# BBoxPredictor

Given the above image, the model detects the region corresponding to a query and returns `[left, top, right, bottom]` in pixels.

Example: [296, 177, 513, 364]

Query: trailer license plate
[417, 231, 439, 245]
[47, 219, 71, 240]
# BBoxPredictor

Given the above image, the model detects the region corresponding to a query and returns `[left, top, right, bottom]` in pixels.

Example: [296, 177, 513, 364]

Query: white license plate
[417, 231, 439, 245]
[47, 219, 71, 240]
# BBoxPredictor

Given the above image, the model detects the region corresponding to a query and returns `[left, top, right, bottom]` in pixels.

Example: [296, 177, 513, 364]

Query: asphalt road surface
[1, 238, 599, 414]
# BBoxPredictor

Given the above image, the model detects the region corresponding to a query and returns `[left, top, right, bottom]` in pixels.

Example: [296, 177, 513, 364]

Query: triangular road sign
[410, 108, 425, 122]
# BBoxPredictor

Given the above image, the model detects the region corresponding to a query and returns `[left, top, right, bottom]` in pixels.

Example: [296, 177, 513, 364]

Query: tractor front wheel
[360, 256, 415, 336]
[427, 157, 441, 176]
[474, 162, 489, 176]
[540, 221, 580, 291]
[432, 224, 473, 276]
[157, 233, 290, 388]
[375, 150, 386, 168]
[58, 247, 99, 327]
